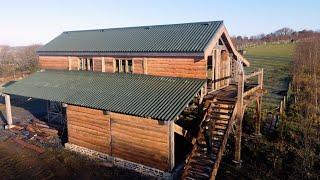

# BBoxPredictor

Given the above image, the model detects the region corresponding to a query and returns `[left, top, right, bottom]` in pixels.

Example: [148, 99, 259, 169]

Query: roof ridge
[63, 20, 223, 33]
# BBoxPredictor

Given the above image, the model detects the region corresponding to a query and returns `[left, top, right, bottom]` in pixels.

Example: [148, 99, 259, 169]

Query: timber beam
[174, 123, 188, 137]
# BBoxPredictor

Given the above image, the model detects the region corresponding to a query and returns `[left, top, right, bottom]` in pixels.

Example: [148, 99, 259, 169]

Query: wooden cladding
[110, 112, 171, 171]
[39, 56, 207, 79]
[93, 57, 102, 71]
[66, 105, 173, 171]
[67, 105, 111, 154]
[147, 58, 206, 79]
[39, 56, 69, 70]
[133, 58, 144, 74]
[105, 58, 114, 73]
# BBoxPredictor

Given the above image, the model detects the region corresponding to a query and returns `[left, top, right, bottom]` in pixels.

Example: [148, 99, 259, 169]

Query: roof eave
[36, 51, 205, 58]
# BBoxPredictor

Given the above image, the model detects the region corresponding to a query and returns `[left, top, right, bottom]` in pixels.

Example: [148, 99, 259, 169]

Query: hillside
[244, 43, 294, 110]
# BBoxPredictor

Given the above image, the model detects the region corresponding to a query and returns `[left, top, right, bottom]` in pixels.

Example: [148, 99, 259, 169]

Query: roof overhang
[3, 70, 206, 122]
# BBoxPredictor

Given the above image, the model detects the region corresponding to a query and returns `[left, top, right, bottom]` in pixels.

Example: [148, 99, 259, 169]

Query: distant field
[244, 43, 294, 111]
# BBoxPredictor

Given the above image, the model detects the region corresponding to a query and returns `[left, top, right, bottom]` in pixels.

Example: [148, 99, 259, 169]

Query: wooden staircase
[181, 98, 238, 180]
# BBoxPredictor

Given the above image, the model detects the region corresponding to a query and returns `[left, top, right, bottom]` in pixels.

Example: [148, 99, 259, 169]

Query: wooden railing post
[255, 97, 262, 136]
[258, 68, 264, 89]
[234, 72, 244, 164]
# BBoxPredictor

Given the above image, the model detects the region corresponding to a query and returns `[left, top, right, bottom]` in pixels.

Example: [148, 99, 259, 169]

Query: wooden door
[213, 50, 231, 90]
[219, 50, 230, 87]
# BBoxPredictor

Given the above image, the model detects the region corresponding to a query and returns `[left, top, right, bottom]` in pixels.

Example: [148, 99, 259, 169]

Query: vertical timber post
[255, 97, 262, 136]
[4, 94, 14, 129]
[68, 56, 71, 70]
[255, 68, 263, 136]
[169, 122, 175, 170]
[101, 57, 105, 72]
[234, 71, 244, 164]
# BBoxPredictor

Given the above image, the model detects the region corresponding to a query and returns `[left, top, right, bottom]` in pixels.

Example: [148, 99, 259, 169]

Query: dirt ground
[0, 96, 151, 180]
[0, 139, 151, 180]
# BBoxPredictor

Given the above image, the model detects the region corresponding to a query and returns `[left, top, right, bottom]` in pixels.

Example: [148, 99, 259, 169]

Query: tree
[16, 44, 41, 72]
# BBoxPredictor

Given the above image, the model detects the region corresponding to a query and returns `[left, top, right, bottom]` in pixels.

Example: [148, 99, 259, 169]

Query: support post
[234, 72, 244, 165]
[101, 57, 105, 72]
[169, 122, 175, 170]
[68, 56, 71, 70]
[4, 94, 14, 129]
[255, 97, 262, 136]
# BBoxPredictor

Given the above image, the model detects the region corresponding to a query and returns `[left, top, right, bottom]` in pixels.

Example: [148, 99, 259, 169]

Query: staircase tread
[213, 100, 235, 104]
[189, 161, 215, 168]
[187, 170, 210, 178]
[182, 97, 236, 180]
[186, 165, 211, 174]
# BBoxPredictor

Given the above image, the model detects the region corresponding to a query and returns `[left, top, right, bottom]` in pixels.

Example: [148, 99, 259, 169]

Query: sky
[0, 0, 319, 46]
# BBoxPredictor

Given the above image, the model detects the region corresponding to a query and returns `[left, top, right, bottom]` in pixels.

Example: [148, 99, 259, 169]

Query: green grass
[245, 43, 294, 58]
[244, 43, 294, 111]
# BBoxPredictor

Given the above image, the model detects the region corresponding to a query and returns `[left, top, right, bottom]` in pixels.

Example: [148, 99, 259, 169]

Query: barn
[2, 21, 263, 179]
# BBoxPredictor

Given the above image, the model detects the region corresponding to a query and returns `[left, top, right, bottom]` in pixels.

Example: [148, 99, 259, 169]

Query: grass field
[244, 43, 294, 111]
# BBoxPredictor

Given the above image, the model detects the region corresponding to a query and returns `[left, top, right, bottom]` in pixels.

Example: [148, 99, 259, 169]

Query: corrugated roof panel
[3, 70, 205, 121]
[37, 21, 223, 55]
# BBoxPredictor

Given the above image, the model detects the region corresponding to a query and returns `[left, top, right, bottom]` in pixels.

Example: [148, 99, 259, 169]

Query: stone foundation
[64, 143, 172, 179]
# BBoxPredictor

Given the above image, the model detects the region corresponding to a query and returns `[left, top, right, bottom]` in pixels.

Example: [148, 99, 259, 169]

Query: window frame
[79, 57, 94, 71]
[114, 58, 133, 73]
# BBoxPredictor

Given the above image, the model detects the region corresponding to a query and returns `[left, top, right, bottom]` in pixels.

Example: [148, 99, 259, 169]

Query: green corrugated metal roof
[37, 21, 223, 55]
[3, 70, 205, 121]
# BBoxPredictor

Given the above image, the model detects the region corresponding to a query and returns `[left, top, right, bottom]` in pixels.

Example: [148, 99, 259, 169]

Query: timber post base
[253, 132, 262, 137]
[4, 124, 15, 129]
[232, 159, 243, 168]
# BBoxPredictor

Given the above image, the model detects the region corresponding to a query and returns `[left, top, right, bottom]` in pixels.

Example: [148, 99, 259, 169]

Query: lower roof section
[3, 70, 205, 122]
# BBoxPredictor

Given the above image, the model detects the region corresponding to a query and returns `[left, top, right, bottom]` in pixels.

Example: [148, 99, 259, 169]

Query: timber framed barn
[2, 21, 264, 179]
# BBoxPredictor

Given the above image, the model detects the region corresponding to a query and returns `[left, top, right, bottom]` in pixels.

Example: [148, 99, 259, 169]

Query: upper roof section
[37, 21, 223, 56]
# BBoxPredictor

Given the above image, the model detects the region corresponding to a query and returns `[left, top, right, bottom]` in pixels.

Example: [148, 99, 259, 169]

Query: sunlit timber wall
[66, 105, 174, 171]
[39, 56, 207, 79]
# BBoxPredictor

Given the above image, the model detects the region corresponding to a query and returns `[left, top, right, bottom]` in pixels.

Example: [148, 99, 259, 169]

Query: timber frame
[2, 21, 265, 179]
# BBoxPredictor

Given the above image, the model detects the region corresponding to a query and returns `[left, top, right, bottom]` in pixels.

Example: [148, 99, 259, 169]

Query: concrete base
[65, 143, 172, 179]
[65, 143, 109, 160]
[4, 124, 15, 130]
[253, 132, 262, 137]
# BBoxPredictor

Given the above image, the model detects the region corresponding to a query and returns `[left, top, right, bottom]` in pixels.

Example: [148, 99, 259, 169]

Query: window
[116, 59, 120, 72]
[121, 60, 126, 73]
[79, 58, 93, 71]
[115, 59, 133, 73]
[127, 60, 133, 73]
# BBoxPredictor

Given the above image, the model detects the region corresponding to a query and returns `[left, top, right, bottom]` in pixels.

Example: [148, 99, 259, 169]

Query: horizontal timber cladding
[93, 57, 102, 71]
[133, 58, 144, 74]
[39, 56, 69, 70]
[146, 57, 207, 79]
[69, 56, 79, 70]
[110, 112, 172, 171]
[39, 55, 207, 79]
[39, 56, 207, 79]
[105, 57, 114, 73]
[67, 105, 111, 154]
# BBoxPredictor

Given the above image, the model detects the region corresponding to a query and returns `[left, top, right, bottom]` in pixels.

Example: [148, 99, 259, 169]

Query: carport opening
[1, 95, 68, 144]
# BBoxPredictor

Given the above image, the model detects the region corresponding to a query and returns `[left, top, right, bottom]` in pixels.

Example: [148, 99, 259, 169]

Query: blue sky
[0, 0, 319, 46]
